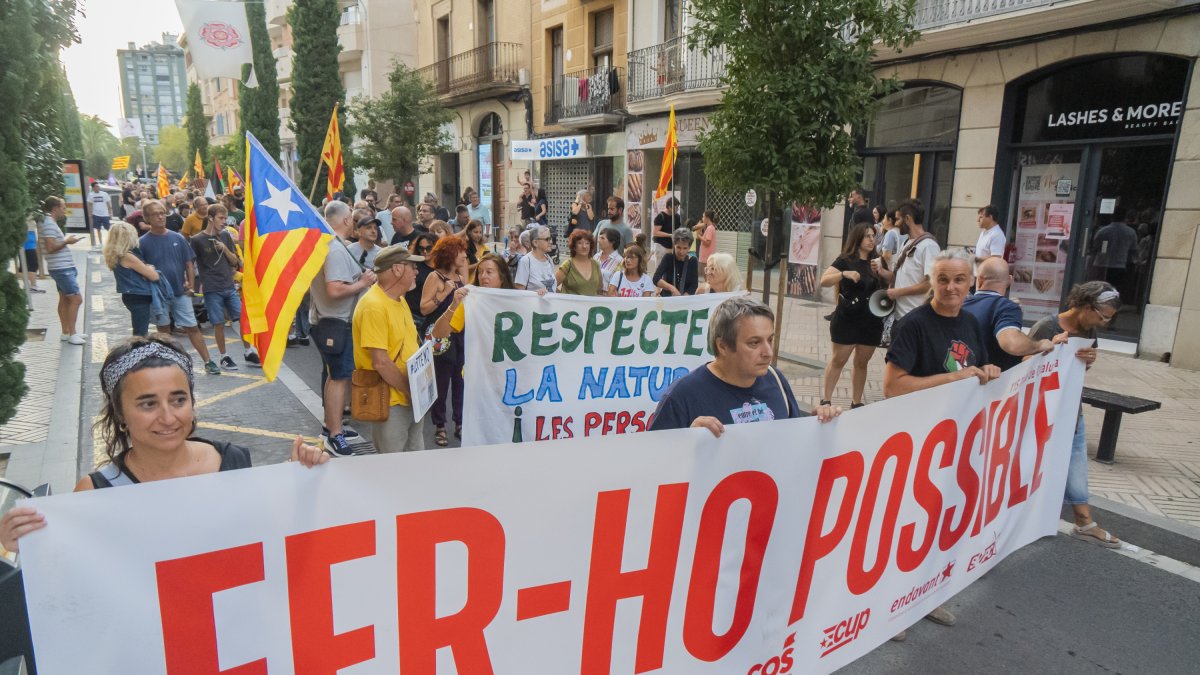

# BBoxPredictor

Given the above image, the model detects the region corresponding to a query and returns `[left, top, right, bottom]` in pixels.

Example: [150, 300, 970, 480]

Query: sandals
[435, 427, 448, 447]
[1069, 521, 1121, 548]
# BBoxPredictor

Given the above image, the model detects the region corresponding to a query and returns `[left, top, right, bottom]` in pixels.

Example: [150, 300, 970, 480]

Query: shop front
[995, 53, 1190, 342]
[625, 111, 714, 232]
[520, 132, 625, 244]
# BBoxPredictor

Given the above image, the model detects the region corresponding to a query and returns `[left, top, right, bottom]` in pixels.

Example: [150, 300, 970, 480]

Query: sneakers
[244, 350, 262, 367]
[323, 432, 354, 457]
[925, 605, 957, 626]
[220, 355, 238, 371]
[297, 336, 310, 346]
[323, 425, 360, 440]
[204, 360, 222, 375]
[65, 334, 86, 346]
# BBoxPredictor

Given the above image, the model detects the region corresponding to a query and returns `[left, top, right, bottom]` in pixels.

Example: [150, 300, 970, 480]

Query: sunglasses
[416, 246, 433, 253]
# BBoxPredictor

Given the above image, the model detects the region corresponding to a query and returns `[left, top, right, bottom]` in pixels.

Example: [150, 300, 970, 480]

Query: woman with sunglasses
[1029, 281, 1122, 549]
[403, 233, 439, 334]
[421, 237, 469, 446]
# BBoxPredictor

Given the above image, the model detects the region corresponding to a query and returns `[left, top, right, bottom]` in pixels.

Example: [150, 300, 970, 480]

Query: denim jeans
[121, 294, 152, 337]
[1064, 412, 1090, 506]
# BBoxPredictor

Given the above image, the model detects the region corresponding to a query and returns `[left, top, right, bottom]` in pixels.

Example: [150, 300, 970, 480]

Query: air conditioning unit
[518, 68, 529, 86]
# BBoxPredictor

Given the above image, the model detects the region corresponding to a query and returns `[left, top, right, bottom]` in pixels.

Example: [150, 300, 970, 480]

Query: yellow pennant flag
[320, 103, 345, 200]
[194, 149, 206, 179]
[179, 170, 190, 190]
[654, 104, 678, 201]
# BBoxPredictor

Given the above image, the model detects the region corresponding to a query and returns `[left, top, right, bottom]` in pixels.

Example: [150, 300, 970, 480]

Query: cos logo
[746, 633, 795, 675]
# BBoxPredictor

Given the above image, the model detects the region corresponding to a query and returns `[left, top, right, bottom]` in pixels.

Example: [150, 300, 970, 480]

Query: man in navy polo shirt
[961, 257, 1057, 371]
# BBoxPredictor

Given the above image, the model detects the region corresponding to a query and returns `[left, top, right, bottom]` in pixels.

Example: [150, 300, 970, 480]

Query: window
[664, 0, 682, 41]
[592, 10, 613, 70]
[865, 85, 962, 149]
[477, 0, 495, 46]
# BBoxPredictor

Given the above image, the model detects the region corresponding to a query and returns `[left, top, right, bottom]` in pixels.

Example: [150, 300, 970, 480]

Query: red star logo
[820, 637, 831, 648]
[941, 561, 955, 579]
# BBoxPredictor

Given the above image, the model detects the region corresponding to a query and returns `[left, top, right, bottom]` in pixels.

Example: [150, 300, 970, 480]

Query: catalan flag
[654, 104, 678, 201]
[156, 163, 170, 198]
[240, 132, 335, 380]
[111, 155, 131, 171]
[320, 103, 345, 200]
[194, 149, 206, 179]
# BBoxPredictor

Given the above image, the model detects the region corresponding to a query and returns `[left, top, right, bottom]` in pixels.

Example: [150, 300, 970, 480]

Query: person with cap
[352, 245, 427, 453]
[347, 214, 383, 269]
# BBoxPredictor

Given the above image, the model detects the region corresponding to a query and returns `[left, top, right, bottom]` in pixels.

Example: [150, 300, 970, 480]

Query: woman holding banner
[608, 244, 656, 298]
[556, 230, 604, 296]
[0, 336, 326, 552]
[594, 228, 623, 278]
[431, 254, 515, 342]
[421, 237, 469, 446]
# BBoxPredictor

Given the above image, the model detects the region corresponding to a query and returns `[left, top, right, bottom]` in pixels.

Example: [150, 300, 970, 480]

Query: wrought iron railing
[627, 35, 728, 103]
[545, 66, 625, 124]
[911, 0, 1057, 30]
[418, 42, 523, 99]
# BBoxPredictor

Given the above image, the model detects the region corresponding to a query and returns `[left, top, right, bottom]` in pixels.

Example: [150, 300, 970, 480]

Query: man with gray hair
[884, 247, 999, 638]
[649, 296, 840, 435]
[310, 199, 377, 456]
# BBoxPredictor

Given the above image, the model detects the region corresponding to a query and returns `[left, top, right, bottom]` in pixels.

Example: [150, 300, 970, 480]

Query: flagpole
[308, 101, 339, 205]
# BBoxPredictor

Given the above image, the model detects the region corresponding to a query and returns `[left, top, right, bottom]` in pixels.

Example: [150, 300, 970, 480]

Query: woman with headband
[0, 335, 327, 552]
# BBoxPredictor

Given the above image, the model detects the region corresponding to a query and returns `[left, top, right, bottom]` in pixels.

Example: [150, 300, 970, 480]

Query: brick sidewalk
[769, 292, 1200, 528]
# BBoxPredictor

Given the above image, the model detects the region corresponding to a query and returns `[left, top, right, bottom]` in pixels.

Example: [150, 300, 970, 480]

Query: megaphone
[868, 289, 895, 318]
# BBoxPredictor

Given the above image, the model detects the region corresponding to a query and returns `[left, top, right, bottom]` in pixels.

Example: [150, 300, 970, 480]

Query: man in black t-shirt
[883, 247, 999, 638]
[652, 197, 682, 252]
[650, 296, 839, 436]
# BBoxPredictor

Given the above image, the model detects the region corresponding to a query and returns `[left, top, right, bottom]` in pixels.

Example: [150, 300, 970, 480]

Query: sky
[62, 0, 185, 129]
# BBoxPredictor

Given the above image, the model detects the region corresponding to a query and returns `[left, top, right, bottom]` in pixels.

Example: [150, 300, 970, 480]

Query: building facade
[117, 33, 187, 145]
[823, 1, 1200, 367]
[266, 0, 298, 178]
[415, 0, 531, 231]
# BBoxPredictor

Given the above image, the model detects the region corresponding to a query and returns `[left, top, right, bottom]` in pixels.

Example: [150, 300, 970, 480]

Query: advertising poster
[1010, 161, 1078, 322]
[625, 149, 644, 235]
[478, 143, 493, 208]
[62, 160, 88, 231]
[787, 203, 821, 298]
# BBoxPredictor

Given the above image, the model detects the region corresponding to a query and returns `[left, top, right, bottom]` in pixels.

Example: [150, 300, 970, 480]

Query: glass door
[1072, 144, 1171, 339]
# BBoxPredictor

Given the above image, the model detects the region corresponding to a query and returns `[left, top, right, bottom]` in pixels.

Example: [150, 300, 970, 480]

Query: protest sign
[407, 340, 436, 421]
[20, 345, 1084, 675]
[462, 288, 736, 446]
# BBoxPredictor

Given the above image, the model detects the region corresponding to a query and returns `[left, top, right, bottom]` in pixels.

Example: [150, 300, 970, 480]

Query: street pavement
[2, 242, 1199, 673]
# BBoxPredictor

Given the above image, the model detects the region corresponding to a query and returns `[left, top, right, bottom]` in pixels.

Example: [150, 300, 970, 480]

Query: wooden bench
[1080, 387, 1161, 463]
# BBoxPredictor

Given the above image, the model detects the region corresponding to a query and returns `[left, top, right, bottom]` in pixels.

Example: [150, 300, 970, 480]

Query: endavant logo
[891, 561, 955, 614]
[819, 608, 870, 657]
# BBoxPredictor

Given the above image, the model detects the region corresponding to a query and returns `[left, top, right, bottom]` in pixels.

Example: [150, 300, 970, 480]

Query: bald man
[390, 205, 417, 249]
[961, 257, 1056, 371]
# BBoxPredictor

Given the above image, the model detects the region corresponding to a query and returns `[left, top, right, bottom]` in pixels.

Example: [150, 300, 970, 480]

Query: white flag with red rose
[176, 0, 253, 81]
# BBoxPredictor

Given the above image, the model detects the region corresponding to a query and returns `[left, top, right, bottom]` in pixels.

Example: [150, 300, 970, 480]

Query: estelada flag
[240, 132, 335, 380]
[156, 163, 170, 198]
[193, 149, 206, 179]
[320, 103, 345, 200]
[654, 104, 678, 201]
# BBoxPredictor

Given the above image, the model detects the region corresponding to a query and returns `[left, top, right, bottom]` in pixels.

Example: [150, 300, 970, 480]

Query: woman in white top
[594, 227, 623, 278]
[608, 244, 656, 297]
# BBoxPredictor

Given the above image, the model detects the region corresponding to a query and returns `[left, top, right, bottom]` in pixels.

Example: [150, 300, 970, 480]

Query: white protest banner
[462, 288, 736, 445]
[407, 339, 436, 421]
[175, 0, 254, 81]
[20, 345, 1084, 674]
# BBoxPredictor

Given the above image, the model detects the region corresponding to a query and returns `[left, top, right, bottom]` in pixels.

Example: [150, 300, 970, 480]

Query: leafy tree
[184, 81, 209, 169]
[0, 0, 79, 425]
[288, 0, 355, 203]
[237, 0, 280, 165]
[348, 62, 452, 185]
[155, 125, 190, 175]
[59, 72, 83, 161]
[80, 114, 119, 177]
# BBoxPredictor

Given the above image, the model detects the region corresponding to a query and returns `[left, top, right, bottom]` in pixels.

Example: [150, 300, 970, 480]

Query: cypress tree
[59, 71, 84, 161]
[237, 0, 281, 167]
[185, 82, 209, 169]
[289, 0, 354, 203]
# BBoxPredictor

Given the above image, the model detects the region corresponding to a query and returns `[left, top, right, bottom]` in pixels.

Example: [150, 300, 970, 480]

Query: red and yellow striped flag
[654, 104, 678, 201]
[240, 132, 334, 380]
[320, 103, 345, 200]
[156, 163, 170, 198]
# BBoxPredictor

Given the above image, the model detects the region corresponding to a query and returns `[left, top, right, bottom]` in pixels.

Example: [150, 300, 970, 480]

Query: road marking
[91, 271, 102, 284]
[90, 332, 109, 364]
[197, 421, 318, 444]
[194, 378, 270, 409]
[220, 372, 264, 381]
[91, 295, 105, 314]
[1057, 520, 1199, 584]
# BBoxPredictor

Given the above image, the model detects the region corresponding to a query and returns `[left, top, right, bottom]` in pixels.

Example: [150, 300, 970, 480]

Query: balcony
[627, 35, 728, 113]
[890, 0, 1181, 58]
[273, 46, 293, 83]
[545, 66, 626, 129]
[337, 7, 363, 63]
[418, 42, 524, 106]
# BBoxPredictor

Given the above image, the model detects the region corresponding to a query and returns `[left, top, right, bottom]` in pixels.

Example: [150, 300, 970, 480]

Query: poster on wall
[625, 150, 644, 236]
[787, 203, 821, 298]
[478, 143, 493, 209]
[62, 160, 88, 232]
[1010, 160, 1079, 322]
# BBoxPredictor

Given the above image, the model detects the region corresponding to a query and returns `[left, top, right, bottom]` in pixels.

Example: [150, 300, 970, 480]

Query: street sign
[403, 181, 415, 197]
[510, 136, 588, 161]
[745, 189, 757, 207]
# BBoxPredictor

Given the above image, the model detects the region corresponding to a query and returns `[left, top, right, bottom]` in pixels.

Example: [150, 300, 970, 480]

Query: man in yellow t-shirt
[352, 245, 426, 453]
[181, 197, 208, 237]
